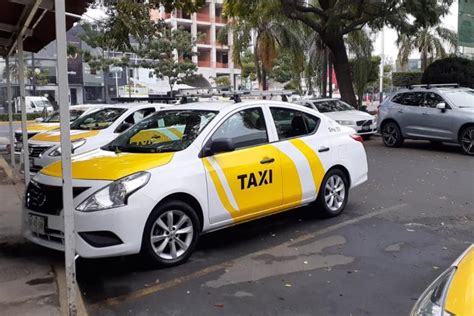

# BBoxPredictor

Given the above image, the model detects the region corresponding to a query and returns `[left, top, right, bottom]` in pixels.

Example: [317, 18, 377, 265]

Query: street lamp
[110, 66, 122, 98]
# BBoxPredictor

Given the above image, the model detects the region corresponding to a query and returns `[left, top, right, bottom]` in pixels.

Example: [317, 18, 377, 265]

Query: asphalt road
[55, 138, 474, 315]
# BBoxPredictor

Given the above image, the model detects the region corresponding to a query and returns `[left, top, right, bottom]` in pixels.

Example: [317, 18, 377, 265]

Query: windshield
[45, 109, 85, 123]
[33, 99, 52, 109]
[444, 90, 474, 108]
[70, 108, 126, 130]
[102, 110, 217, 153]
[314, 100, 354, 113]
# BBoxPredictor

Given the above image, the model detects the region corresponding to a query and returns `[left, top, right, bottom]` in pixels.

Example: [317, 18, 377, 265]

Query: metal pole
[115, 71, 119, 98]
[379, 27, 384, 103]
[18, 37, 30, 185]
[6, 56, 16, 172]
[54, 0, 77, 314]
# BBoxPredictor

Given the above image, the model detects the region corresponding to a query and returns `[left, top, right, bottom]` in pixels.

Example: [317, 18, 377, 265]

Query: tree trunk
[421, 50, 428, 71]
[326, 36, 357, 107]
[103, 67, 110, 104]
[261, 67, 268, 91]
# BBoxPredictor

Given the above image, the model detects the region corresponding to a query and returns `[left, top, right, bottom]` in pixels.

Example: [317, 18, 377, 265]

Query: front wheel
[460, 126, 474, 156]
[382, 122, 404, 147]
[141, 200, 200, 267]
[315, 169, 349, 218]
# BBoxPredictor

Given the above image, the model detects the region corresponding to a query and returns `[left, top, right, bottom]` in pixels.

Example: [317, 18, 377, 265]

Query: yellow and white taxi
[14, 105, 97, 154]
[26, 103, 168, 173]
[24, 100, 368, 266]
[411, 244, 474, 316]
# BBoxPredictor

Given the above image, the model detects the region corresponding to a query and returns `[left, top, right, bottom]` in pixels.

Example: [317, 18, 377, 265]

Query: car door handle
[318, 146, 330, 153]
[260, 157, 275, 164]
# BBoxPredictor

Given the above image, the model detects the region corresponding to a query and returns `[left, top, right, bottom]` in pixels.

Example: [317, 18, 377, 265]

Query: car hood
[29, 129, 100, 142]
[323, 110, 374, 122]
[445, 245, 474, 316]
[15, 122, 59, 134]
[41, 149, 175, 181]
[456, 107, 474, 114]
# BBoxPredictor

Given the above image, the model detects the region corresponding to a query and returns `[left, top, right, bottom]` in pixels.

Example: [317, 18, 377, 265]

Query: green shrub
[422, 57, 474, 88]
[0, 113, 43, 122]
[392, 72, 423, 87]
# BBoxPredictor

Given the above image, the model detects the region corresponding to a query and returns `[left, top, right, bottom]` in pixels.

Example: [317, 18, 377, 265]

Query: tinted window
[424, 93, 445, 108]
[45, 110, 85, 123]
[392, 92, 424, 106]
[124, 108, 156, 125]
[313, 100, 353, 112]
[71, 108, 127, 130]
[270, 107, 320, 140]
[211, 108, 268, 150]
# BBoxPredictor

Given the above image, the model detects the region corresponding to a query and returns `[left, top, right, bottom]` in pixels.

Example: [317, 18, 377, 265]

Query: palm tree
[224, 0, 305, 90]
[397, 26, 457, 71]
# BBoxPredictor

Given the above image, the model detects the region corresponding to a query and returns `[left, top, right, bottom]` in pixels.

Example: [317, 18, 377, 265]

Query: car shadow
[400, 140, 463, 155]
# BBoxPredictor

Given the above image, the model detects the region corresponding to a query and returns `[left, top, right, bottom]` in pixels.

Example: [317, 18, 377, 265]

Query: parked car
[14, 104, 101, 154]
[26, 102, 171, 173]
[23, 100, 368, 266]
[411, 244, 473, 316]
[14, 96, 53, 114]
[378, 85, 474, 155]
[296, 98, 377, 138]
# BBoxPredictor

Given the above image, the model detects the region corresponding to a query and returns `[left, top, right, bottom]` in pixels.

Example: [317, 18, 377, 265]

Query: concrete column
[191, 13, 198, 64]
[210, 0, 216, 67]
[18, 37, 30, 185]
[228, 29, 235, 89]
[5, 56, 16, 171]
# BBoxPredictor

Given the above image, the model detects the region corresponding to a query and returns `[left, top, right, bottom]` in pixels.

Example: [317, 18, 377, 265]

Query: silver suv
[377, 85, 474, 155]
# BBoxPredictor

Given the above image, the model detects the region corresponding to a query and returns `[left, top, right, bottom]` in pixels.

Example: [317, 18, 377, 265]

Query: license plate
[362, 126, 370, 131]
[28, 214, 46, 235]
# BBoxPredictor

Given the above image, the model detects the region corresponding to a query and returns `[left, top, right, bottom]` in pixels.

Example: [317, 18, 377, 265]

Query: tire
[315, 169, 349, 218]
[141, 200, 200, 267]
[460, 126, 474, 156]
[382, 122, 404, 148]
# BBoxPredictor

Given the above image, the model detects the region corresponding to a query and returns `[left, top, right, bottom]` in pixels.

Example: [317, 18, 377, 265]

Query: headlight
[49, 139, 86, 157]
[336, 120, 354, 126]
[76, 172, 150, 212]
[410, 267, 456, 316]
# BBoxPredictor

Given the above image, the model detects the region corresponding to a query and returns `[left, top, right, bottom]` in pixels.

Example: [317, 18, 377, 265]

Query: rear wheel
[141, 200, 200, 267]
[460, 126, 474, 156]
[382, 122, 404, 147]
[315, 169, 349, 218]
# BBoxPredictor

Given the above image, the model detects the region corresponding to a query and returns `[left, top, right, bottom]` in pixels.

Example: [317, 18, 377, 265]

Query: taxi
[23, 100, 368, 266]
[411, 245, 474, 316]
[14, 104, 97, 154]
[26, 102, 169, 173]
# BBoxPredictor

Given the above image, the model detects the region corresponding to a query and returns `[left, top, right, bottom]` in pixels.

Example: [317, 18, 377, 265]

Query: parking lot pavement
[72, 138, 473, 315]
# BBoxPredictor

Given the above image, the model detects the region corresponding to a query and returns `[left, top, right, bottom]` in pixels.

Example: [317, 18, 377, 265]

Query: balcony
[216, 62, 229, 68]
[198, 60, 211, 67]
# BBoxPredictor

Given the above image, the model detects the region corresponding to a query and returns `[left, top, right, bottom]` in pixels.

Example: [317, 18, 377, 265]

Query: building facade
[151, 0, 241, 86]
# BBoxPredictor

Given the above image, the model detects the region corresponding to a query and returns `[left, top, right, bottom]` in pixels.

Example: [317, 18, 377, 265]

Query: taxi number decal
[237, 169, 273, 190]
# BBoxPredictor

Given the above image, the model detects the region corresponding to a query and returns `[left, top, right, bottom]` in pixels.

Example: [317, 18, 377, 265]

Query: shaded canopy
[0, 0, 91, 57]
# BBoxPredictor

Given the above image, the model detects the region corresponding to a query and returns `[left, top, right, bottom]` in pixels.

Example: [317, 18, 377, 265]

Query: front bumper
[349, 124, 377, 136]
[22, 174, 157, 258]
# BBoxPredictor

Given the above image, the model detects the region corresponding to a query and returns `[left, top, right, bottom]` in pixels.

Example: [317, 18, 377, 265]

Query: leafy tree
[223, 0, 304, 90]
[422, 57, 474, 88]
[212, 76, 231, 87]
[275, 0, 454, 106]
[397, 26, 457, 71]
[347, 30, 373, 108]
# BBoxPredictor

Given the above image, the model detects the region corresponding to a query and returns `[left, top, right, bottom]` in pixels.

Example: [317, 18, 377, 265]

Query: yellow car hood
[445, 246, 474, 315]
[30, 129, 99, 142]
[41, 150, 174, 181]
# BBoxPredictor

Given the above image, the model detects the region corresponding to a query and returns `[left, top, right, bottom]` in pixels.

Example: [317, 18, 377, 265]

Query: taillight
[351, 134, 364, 143]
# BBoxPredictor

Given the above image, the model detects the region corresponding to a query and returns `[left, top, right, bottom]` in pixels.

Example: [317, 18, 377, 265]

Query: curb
[55, 265, 89, 316]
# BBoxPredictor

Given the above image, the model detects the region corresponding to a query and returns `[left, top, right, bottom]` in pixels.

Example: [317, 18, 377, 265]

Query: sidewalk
[0, 156, 61, 316]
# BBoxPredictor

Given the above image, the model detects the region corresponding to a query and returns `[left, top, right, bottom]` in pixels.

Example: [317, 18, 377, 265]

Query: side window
[270, 107, 320, 140]
[424, 93, 445, 108]
[211, 108, 268, 150]
[125, 108, 155, 125]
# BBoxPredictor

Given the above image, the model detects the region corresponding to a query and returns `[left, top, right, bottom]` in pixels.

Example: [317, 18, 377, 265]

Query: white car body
[23, 100, 368, 261]
[297, 98, 377, 136]
[15, 96, 54, 114]
[26, 102, 171, 173]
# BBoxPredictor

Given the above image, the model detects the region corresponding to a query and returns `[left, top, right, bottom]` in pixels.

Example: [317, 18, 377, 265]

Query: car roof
[162, 100, 307, 114]
[394, 87, 465, 94]
[300, 98, 340, 102]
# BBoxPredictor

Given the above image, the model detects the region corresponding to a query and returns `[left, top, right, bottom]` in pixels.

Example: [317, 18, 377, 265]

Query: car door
[203, 107, 283, 225]
[420, 92, 455, 140]
[269, 107, 327, 207]
[392, 92, 426, 137]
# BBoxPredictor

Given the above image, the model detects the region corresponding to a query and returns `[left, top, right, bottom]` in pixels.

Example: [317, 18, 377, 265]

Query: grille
[28, 145, 52, 158]
[356, 120, 373, 127]
[25, 181, 90, 215]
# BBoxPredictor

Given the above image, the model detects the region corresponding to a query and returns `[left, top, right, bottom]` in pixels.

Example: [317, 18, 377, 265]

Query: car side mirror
[436, 102, 447, 112]
[202, 138, 235, 157]
[115, 122, 132, 133]
[35, 117, 44, 123]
